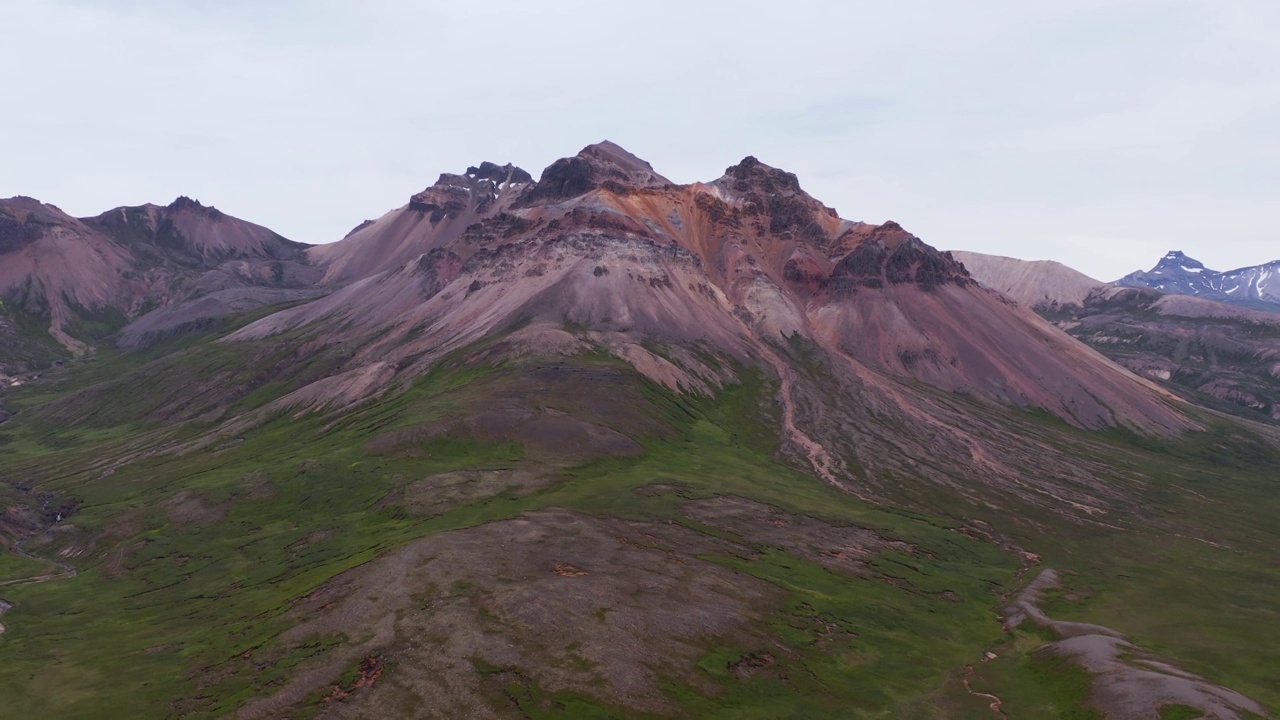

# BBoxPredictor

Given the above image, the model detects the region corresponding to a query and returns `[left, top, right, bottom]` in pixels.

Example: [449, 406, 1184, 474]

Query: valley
[1, 143, 1277, 719]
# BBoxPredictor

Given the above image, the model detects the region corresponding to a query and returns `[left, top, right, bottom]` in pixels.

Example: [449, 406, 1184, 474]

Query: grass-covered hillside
[0, 311, 1277, 719]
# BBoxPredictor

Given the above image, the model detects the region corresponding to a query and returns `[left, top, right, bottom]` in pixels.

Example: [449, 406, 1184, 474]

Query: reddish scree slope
[232, 142, 1189, 439]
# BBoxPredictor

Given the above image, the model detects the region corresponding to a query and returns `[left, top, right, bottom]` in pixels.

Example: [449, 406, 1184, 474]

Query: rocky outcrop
[520, 141, 670, 206]
[312, 160, 536, 284]
[831, 228, 970, 292]
[712, 156, 837, 245]
[0, 199, 54, 254]
[408, 163, 534, 221]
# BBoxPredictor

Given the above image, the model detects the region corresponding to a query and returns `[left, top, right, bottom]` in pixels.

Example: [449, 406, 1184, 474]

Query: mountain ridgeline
[1119, 249, 1280, 311]
[956, 250, 1280, 424]
[0, 195, 320, 372]
[1, 142, 1277, 720]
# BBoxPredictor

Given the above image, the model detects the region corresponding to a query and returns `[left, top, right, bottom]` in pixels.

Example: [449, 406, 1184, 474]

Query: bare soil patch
[233, 509, 782, 719]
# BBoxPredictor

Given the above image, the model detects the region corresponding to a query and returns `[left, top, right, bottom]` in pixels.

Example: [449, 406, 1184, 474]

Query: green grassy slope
[0, 325, 1277, 718]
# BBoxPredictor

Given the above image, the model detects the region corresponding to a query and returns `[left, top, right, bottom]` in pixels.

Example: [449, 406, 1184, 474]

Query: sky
[2, 0, 1277, 281]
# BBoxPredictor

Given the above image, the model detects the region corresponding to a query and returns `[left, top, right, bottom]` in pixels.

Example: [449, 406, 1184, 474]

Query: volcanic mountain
[1118, 250, 1280, 311]
[221, 142, 1190, 506]
[0, 195, 320, 371]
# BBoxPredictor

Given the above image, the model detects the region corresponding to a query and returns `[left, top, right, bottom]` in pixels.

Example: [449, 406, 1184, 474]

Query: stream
[0, 495, 79, 634]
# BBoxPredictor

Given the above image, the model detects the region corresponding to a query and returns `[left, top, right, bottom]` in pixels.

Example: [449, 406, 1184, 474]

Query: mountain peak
[1159, 249, 1201, 264]
[406, 161, 533, 220]
[576, 140, 666, 181]
[1150, 250, 1210, 274]
[716, 156, 803, 196]
[0, 195, 71, 222]
[706, 156, 841, 239]
[1119, 249, 1280, 310]
[0, 197, 69, 253]
[520, 141, 671, 206]
[168, 195, 223, 219]
[464, 161, 534, 186]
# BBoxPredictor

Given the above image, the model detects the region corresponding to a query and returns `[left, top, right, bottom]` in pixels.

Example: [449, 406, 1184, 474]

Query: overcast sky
[3, 1, 1277, 280]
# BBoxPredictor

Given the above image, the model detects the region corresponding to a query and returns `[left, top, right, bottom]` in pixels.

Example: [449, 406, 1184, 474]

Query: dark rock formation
[466, 161, 533, 185]
[521, 141, 671, 206]
[168, 195, 224, 218]
[0, 207, 46, 254]
[831, 226, 970, 292]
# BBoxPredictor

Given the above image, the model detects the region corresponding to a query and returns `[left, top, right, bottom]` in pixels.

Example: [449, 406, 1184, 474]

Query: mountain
[240, 145, 1186, 441]
[0, 143, 1276, 720]
[1062, 287, 1280, 422]
[1118, 250, 1280, 311]
[0, 197, 136, 357]
[310, 161, 536, 284]
[949, 251, 1106, 309]
[0, 195, 322, 374]
[957, 250, 1280, 423]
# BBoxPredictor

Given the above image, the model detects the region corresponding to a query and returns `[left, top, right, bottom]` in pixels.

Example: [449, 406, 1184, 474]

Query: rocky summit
[1119, 249, 1280, 311]
[1, 142, 1277, 720]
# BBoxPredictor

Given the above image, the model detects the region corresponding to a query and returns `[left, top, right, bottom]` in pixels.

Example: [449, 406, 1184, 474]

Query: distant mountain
[1117, 250, 1280, 311]
[949, 251, 1105, 310]
[0, 196, 322, 374]
[956, 250, 1280, 423]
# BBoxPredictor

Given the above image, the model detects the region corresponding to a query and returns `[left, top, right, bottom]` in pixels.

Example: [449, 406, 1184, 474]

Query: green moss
[1, 332, 1278, 718]
[1159, 704, 1206, 720]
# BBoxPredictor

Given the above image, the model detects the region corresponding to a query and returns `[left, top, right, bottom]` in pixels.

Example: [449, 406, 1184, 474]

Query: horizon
[8, 139, 1274, 283]
[3, 1, 1277, 281]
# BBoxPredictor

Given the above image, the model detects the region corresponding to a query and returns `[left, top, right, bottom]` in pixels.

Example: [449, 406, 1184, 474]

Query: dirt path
[958, 551, 1042, 717]
[0, 543, 77, 588]
[0, 531, 79, 635]
[1005, 569, 1267, 720]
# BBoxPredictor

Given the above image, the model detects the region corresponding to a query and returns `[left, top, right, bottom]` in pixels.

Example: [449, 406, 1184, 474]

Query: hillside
[0, 144, 1276, 719]
[950, 250, 1106, 309]
[0, 196, 322, 375]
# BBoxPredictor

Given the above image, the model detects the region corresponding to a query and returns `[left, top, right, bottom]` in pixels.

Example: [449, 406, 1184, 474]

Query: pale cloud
[1, 0, 1275, 281]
